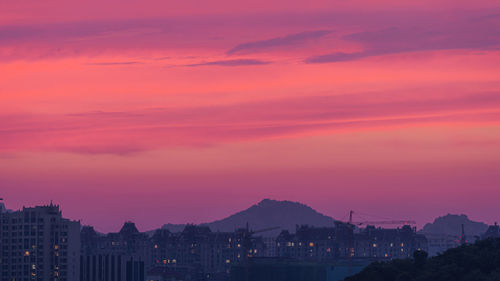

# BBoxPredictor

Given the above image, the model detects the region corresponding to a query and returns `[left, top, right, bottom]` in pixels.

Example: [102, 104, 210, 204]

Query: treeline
[345, 238, 500, 281]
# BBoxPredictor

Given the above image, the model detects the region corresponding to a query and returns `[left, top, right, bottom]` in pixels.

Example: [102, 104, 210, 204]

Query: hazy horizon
[1, 198, 496, 234]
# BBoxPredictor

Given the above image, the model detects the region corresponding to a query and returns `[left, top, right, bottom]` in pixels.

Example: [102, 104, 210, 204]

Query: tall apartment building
[80, 223, 149, 281]
[0, 202, 81, 281]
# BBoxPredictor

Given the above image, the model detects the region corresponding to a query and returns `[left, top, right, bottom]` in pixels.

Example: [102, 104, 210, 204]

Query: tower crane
[348, 210, 416, 226]
[240, 223, 280, 281]
[339, 210, 416, 275]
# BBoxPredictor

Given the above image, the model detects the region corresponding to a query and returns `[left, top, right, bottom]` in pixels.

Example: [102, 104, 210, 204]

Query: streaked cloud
[306, 15, 500, 63]
[185, 59, 270, 67]
[227, 30, 332, 55]
[87, 61, 142, 66]
[2, 91, 499, 155]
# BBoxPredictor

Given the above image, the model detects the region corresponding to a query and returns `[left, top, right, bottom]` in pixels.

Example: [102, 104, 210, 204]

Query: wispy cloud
[306, 15, 500, 63]
[87, 61, 142, 66]
[1, 91, 499, 155]
[227, 30, 331, 55]
[185, 59, 270, 67]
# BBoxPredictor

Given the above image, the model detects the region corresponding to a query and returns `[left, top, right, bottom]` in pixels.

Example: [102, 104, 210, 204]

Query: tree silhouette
[345, 238, 500, 281]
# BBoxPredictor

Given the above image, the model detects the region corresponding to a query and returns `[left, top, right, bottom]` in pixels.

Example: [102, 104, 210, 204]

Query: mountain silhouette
[420, 214, 488, 237]
[161, 199, 337, 236]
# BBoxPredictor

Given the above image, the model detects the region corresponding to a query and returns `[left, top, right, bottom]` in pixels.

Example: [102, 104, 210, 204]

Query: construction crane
[240, 224, 280, 281]
[353, 220, 417, 226]
[460, 224, 467, 245]
[339, 210, 416, 275]
[348, 210, 416, 226]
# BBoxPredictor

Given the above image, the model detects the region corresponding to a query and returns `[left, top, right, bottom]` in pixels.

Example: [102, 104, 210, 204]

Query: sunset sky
[1, 0, 500, 232]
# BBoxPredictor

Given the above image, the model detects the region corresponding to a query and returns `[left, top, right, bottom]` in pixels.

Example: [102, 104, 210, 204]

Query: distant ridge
[419, 214, 488, 237]
[161, 199, 338, 236]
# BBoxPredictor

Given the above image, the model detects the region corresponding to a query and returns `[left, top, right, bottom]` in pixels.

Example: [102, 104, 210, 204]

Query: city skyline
[1, 0, 500, 233]
[0, 198, 496, 235]
[2, 198, 499, 281]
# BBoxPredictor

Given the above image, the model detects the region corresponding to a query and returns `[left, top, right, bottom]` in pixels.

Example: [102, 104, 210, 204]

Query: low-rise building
[275, 224, 427, 261]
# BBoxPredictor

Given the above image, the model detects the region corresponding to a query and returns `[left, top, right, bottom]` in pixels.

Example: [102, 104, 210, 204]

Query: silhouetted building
[421, 233, 458, 256]
[80, 253, 144, 281]
[150, 225, 266, 280]
[353, 225, 427, 259]
[481, 222, 500, 239]
[276, 226, 338, 260]
[80, 222, 151, 281]
[262, 237, 277, 257]
[276, 224, 427, 261]
[0, 203, 80, 281]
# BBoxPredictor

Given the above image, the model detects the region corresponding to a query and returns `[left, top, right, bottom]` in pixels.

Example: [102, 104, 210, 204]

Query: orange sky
[1, 0, 500, 232]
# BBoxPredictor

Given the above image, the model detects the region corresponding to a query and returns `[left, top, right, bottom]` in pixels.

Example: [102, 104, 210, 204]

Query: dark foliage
[345, 238, 500, 281]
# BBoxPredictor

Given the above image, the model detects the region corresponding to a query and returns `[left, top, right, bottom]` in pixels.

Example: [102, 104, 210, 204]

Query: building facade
[149, 225, 266, 280]
[80, 223, 150, 281]
[0, 203, 80, 281]
[276, 224, 427, 261]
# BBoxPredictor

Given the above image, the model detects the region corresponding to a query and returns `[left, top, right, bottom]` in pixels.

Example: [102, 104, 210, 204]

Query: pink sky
[1, 0, 500, 232]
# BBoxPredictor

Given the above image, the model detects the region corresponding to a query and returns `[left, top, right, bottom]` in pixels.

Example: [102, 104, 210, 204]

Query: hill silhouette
[420, 214, 488, 237]
[161, 199, 337, 236]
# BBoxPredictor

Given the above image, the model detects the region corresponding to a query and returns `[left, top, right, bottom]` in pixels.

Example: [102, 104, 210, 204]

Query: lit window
[309, 242, 314, 247]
